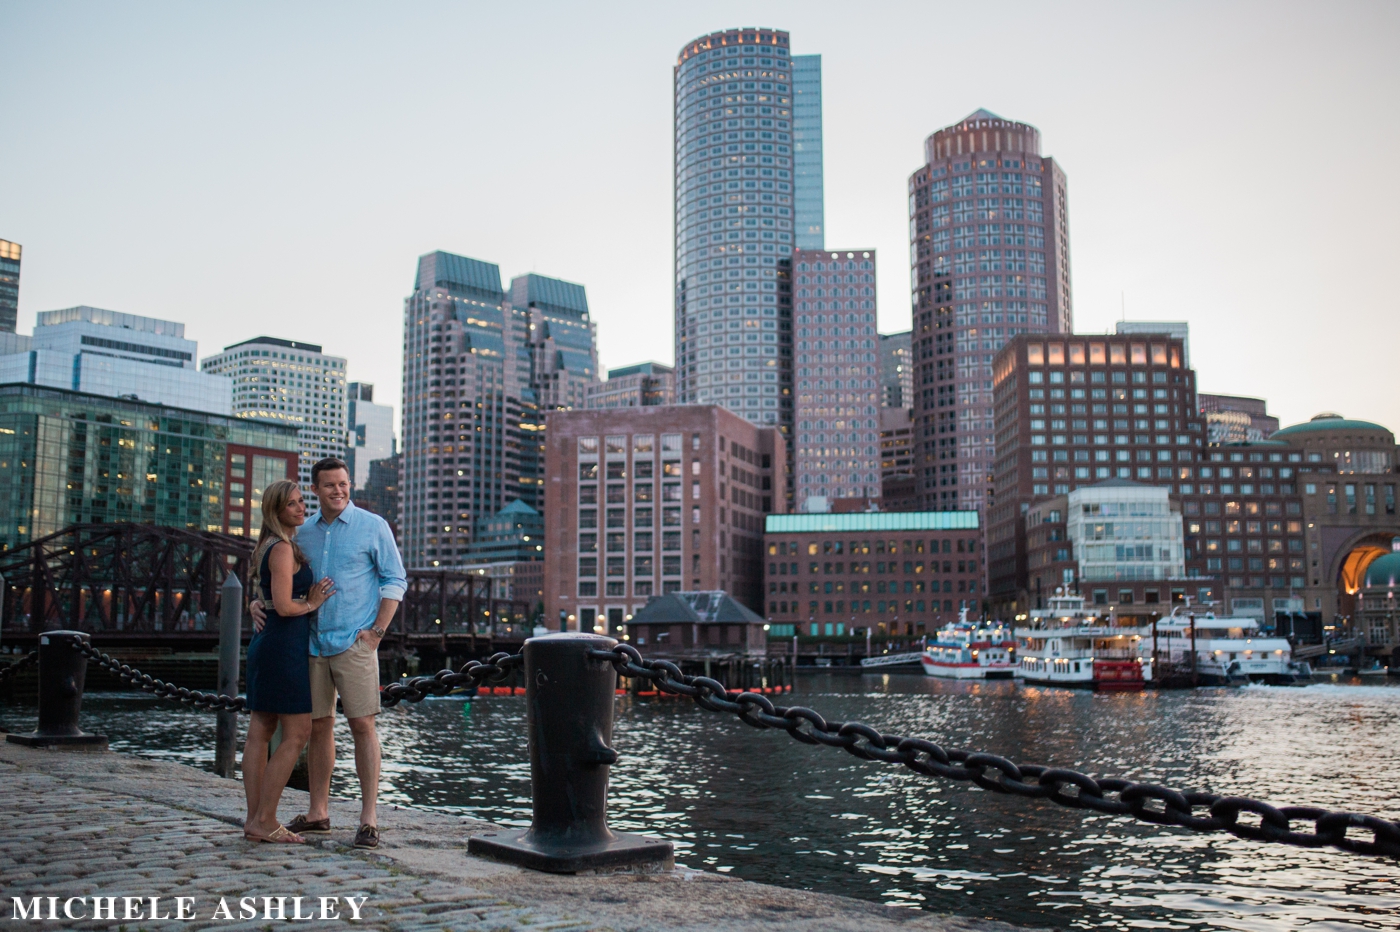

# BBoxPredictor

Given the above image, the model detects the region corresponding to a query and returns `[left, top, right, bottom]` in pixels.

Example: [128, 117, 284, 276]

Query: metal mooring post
[214, 572, 243, 778]
[468, 633, 673, 873]
[6, 630, 108, 749]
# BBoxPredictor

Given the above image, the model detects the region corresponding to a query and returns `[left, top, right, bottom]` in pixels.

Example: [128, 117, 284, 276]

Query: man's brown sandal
[286, 815, 331, 835]
[353, 824, 379, 849]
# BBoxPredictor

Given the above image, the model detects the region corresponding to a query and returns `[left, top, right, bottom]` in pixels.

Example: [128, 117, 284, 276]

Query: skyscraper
[399, 251, 598, 568]
[908, 109, 1072, 515]
[674, 27, 810, 435]
[791, 248, 881, 510]
[200, 336, 348, 494]
[509, 273, 599, 411]
[878, 330, 913, 409]
[791, 55, 824, 249]
[346, 381, 395, 490]
[0, 240, 20, 334]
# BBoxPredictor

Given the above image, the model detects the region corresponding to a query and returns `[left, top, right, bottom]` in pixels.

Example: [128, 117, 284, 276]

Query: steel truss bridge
[0, 524, 535, 653]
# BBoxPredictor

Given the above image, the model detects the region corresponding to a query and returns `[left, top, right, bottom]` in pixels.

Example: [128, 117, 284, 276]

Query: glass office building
[791, 55, 824, 250]
[346, 381, 395, 491]
[673, 28, 797, 431]
[0, 306, 232, 415]
[0, 384, 298, 550]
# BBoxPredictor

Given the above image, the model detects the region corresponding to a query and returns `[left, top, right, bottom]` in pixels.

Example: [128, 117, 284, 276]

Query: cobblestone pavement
[0, 741, 1032, 932]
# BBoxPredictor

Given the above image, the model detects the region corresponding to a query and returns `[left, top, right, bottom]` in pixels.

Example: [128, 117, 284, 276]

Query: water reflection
[7, 675, 1398, 930]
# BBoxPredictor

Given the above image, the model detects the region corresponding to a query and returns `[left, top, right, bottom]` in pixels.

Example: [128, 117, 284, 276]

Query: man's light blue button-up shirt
[297, 501, 407, 657]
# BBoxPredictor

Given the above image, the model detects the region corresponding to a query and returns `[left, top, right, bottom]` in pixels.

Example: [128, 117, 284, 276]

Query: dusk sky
[3, 2, 1396, 435]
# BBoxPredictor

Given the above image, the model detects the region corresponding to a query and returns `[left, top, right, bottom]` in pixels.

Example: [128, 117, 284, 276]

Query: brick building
[907, 110, 1073, 515]
[791, 248, 881, 511]
[543, 405, 786, 634]
[879, 406, 918, 511]
[989, 332, 1203, 615]
[762, 511, 983, 638]
[1199, 393, 1280, 445]
[990, 331, 1400, 654]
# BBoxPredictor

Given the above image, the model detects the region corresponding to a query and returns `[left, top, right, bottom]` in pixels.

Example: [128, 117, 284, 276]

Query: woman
[241, 479, 335, 844]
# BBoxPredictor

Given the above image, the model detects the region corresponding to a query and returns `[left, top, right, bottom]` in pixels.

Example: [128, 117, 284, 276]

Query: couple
[240, 457, 407, 846]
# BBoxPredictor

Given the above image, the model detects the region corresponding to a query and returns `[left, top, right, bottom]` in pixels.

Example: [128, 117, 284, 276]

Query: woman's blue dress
[244, 543, 313, 714]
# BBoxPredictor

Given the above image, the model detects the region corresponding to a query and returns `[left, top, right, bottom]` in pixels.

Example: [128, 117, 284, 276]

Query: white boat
[1015, 591, 1151, 690]
[919, 611, 1018, 679]
[1154, 610, 1311, 685]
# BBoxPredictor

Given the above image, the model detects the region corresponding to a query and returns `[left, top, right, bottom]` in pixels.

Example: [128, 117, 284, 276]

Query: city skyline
[3, 3, 1398, 439]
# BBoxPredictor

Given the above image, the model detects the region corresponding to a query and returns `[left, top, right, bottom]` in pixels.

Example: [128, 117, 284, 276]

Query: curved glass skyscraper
[673, 27, 801, 431]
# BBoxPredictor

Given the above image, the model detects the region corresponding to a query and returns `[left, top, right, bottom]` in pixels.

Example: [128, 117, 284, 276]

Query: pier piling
[214, 573, 242, 778]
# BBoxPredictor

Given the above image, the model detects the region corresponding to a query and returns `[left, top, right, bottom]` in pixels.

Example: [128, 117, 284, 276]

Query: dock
[0, 740, 1031, 931]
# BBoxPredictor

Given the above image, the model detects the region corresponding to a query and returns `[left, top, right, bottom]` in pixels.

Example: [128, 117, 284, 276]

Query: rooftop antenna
[1121, 291, 1126, 322]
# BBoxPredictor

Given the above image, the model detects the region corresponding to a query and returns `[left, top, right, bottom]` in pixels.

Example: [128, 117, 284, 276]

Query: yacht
[1015, 591, 1151, 690]
[1153, 609, 1310, 685]
[919, 610, 1018, 679]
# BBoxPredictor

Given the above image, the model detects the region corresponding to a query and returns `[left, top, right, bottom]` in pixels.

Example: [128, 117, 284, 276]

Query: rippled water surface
[8, 674, 1399, 930]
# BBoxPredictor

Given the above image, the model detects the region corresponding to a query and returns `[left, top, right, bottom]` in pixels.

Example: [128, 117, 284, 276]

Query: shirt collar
[314, 499, 357, 528]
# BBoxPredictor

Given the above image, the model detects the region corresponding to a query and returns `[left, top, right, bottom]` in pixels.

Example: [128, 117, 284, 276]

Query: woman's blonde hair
[251, 479, 309, 594]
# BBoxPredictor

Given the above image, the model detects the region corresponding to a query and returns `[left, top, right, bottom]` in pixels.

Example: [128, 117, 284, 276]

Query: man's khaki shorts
[310, 636, 381, 720]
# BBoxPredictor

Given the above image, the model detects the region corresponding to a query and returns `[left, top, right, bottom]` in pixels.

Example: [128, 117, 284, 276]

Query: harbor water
[5, 673, 1398, 930]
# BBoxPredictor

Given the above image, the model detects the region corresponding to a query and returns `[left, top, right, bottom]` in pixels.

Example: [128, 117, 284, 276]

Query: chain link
[380, 652, 523, 706]
[0, 650, 38, 687]
[55, 636, 522, 713]
[30, 635, 1400, 859]
[590, 643, 1400, 860]
[67, 636, 246, 712]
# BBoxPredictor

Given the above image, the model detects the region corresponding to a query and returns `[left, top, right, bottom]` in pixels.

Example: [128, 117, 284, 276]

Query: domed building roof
[1270, 413, 1392, 439]
[1362, 551, 1400, 589]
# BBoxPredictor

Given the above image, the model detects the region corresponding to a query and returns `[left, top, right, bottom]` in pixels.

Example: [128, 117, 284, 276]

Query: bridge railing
[0, 522, 537, 641]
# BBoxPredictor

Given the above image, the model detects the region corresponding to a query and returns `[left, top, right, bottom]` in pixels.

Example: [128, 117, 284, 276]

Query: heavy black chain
[591, 643, 1400, 859]
[0, 650, 38, 687]
[66, 636, 246, 712]
[380, 652, 522, 707]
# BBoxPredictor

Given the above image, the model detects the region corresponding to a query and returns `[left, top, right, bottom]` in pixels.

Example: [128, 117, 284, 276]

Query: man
[252, 457, 406, 849]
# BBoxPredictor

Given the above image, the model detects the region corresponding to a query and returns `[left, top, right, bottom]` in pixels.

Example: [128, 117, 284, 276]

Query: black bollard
[7, 630, 108, 749]
[468, 633, 673, 873]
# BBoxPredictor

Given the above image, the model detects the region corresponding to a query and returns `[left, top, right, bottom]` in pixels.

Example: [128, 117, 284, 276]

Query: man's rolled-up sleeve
[375, 521, 407, 602]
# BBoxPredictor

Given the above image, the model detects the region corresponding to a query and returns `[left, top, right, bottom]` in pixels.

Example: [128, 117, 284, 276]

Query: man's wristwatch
[370, 625, 388, 639]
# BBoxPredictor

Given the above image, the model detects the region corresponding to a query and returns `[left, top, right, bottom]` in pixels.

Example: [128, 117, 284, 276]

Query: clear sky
[3, 1, 1397, 437]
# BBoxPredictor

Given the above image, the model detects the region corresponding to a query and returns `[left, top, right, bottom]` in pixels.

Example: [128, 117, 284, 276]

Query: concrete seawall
[0, 740, 1034, 931]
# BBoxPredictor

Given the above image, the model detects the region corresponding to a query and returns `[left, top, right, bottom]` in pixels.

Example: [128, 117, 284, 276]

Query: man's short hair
[311, 457, 351, 485]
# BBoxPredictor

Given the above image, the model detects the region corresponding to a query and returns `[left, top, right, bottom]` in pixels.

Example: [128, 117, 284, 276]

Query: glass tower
[791, 55, 825, 250]
[673, 27, 798, 433]
[0, 240, 19, 333]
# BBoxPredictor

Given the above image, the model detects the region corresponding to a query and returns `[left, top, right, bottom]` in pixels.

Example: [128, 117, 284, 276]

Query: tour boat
[1015, 591, 1151, 690]
[1153, 610, 1311, 686]
[919, 611, 1018, 679]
